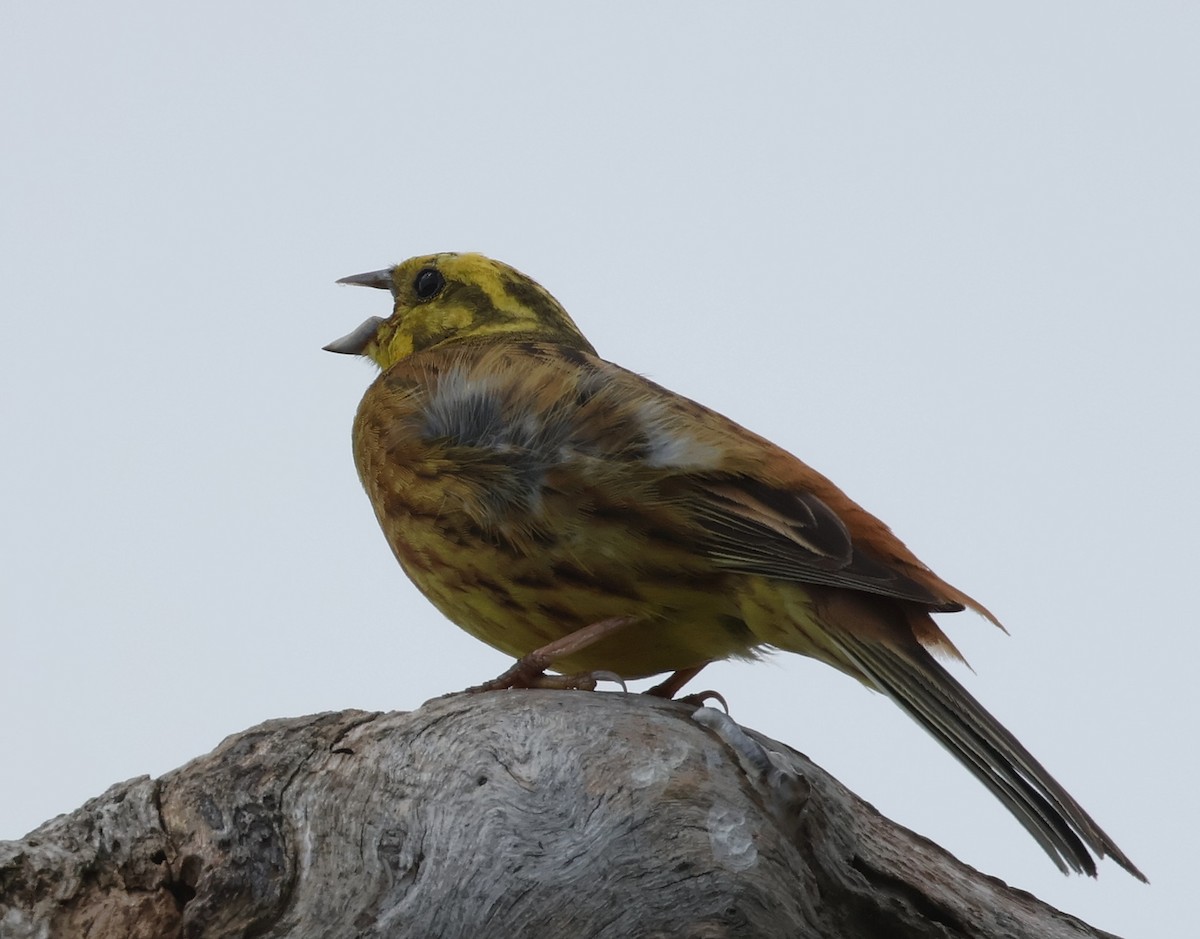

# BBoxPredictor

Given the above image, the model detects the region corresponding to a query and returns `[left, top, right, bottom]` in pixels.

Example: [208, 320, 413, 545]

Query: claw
[588, 670, 628, 692]
[678, 689, 730, 713]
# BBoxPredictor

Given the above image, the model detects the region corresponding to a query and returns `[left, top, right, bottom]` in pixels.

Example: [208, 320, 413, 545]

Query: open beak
[325, 267, 395, 354]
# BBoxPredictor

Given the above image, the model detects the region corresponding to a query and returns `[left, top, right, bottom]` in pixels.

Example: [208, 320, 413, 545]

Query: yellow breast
[349, 342, 754, 677]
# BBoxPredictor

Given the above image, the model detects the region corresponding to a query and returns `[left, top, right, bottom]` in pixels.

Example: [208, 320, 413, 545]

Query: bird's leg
[644, 664, 707, 699]
[466, 616, 638, 693]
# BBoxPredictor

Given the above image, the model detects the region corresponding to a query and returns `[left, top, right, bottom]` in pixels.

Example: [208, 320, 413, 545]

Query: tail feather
[833, 630, 1146, 881]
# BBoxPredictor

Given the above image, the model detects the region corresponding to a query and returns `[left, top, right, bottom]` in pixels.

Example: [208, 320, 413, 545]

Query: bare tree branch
[0, 692, 1122, 939]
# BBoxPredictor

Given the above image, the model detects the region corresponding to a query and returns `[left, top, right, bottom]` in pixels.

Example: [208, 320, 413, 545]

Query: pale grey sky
[2, 4, 1196, 935]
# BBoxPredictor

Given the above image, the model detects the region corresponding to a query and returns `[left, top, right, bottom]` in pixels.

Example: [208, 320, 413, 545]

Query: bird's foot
[465, 666, 626, 694]
[462, 616, 638, 694]
[642, 665, 728, 711]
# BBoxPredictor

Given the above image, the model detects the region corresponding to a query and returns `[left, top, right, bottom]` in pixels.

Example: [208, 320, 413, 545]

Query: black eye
[413, 267, 445, 300]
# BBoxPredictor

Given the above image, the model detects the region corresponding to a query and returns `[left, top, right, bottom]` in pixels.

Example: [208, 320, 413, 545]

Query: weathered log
[0, 692, 1120, 938]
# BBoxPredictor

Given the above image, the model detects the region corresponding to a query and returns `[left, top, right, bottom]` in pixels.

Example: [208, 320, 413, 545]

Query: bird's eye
[413, 268, 445, 300]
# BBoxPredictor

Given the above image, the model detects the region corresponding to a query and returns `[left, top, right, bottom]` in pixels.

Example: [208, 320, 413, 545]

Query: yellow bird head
[326, 252, 597, 370]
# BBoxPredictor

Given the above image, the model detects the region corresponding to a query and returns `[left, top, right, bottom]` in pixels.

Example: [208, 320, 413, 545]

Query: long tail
[833, 630, 1146, 880]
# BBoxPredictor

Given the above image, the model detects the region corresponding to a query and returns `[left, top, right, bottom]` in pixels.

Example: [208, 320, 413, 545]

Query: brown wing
[590, 356, 998, 624]
[682, 474, 965, 610]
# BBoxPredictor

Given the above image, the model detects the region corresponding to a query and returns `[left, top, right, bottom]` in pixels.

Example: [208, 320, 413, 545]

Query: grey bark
[0, 692, 1121, 939]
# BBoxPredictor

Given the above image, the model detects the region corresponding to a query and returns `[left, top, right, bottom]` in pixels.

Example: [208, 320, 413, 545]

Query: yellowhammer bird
[326, 251, 1143, 881]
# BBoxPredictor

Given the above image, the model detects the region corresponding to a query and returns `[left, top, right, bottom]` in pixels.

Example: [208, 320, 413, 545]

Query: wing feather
[684, 474, 963, 610]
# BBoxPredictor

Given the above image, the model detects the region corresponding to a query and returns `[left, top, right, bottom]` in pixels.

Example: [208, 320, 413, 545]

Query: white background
[2, 4, 1195, 935]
